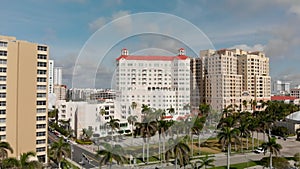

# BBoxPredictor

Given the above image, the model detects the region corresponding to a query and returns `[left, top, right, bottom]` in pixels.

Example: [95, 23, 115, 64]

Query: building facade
[272, 80, 290, 95]
[115, 48, 191, 121]
[291, 87, 300, 99]
[54, 67, 62, 85]
[48, 60, 54, 94]
[200, 49, 243, 111]
[54, 84, 67, 100]
[0, 35, 48, 163]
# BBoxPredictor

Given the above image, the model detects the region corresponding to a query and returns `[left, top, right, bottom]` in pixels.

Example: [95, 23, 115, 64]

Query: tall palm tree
[2, 151, 42, 169]
[140, 116, 157, 163]
[0, 141, 13, 163]
[157, 119, 172, 162]
[106, 116, 120, 141]
[199, 103, 210, 116]
[242, 100, 248, 111]
[96, 142, 127, 169]
[173, 139, 191, 169]
[49, 138, 71, 169]
[167, 105, 175, 118]
[238, 113, 251, 152]
[261, 137, 282, 169]
[127, 115, 138, 144]
[218, 126, 240, 169]
[198, 154, 215, 169]
[192, 116, 206, 155]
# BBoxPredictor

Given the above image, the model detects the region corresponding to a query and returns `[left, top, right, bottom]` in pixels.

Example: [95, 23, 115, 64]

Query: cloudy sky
[1, 0, 300, 88]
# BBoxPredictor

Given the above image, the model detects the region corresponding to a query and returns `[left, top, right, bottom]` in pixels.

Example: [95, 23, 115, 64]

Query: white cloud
[230, 44, 265, 52]
[89, 17, 107, 31]
[288, 5, 300, 16]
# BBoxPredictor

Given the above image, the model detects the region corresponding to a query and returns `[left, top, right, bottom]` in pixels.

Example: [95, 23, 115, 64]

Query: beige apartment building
[0, 35, 48, 163]
[200, 49, 243, 111]
[199, 48, 271, 112]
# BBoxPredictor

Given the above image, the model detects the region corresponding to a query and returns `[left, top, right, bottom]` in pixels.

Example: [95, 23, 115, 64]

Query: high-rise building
[54, 67, 62, 85]
[235, 49, 271, 101]
[199, 48, 271, 112]
[116, 48, 191, 121]
[54, 84, 67, 100]
[48, 60, 54, 94]
[0, 35, 48, 163]
[272, 80, 290, 95]
[200, 49, 243, 111]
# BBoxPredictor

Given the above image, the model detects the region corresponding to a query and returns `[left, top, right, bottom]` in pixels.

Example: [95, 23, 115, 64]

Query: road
[49, 132, 99, 169]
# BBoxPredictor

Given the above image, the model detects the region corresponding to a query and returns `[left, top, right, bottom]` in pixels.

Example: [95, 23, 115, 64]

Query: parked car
[254, 147, 265, 154]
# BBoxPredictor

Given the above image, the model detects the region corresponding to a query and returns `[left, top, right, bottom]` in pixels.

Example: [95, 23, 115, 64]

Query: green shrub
[75, 139, 93, 145]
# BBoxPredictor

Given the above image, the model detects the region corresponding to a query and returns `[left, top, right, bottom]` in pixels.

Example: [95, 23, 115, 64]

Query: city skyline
[1, 0, 300, 88]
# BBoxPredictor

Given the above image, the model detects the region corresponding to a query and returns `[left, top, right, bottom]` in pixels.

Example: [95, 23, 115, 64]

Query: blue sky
[1, 0, 300, 88]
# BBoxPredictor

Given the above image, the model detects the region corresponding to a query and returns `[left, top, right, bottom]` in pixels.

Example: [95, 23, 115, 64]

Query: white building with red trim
[115, 48, 191, 121]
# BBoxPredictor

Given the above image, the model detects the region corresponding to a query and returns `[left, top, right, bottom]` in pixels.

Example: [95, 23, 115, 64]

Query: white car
[254, 147, 265, 154]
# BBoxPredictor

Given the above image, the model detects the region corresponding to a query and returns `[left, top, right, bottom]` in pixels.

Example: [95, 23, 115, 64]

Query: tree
[127, 115, 138, 143]
[238, 113, 251, 152]
[95, 143, 127, 169]
[173, 139, 191, 169]
[261, 137, 282, 169]
[242, 100, 248, 111]
[294, 153, 300, 168]
[100, 109, 106, 116]
[199, 103, 210, 116]
[81, 127, 93, 141]
[198, 155, 215, 169]
[106, 116, 120, 141]
[157, 120, 172, 162]
[192, 116, 206, 155]
[49, 138, 71, 169]
[0, 141, 13, 164]
[218, 126, 240, 169]
[2, 151, 42, 169]
[167, 105, 175, 118]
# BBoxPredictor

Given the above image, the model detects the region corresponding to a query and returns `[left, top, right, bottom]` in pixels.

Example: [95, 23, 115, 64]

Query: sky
[1, 0, 300, 88]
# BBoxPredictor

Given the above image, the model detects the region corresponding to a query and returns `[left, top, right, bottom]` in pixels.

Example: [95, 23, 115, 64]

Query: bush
[260, 156, 290, 169]
[75, 139, 93, 145]
[271, 126, 289, 137]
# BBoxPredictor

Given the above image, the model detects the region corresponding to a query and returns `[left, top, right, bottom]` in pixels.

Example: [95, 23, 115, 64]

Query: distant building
[272, 80, 290, 95]
[48, 60, 54, 94]
[0, 35, 48, 163]
[291, 87, 300, 99]
[271, 95, 299, 105]
[90, 89, 116, 100]
[54, 85, 67, 100]
[54, 67, 62, 85]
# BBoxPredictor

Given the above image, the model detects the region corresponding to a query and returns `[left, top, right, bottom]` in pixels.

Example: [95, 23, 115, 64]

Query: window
[36, 132, 46, 137]
[0, 59, 6, 64]
[0, 102, 6, 106]
[36, 124, 46, 129]
[0, 68, 6, 73]
[0, 118, 5, 123]
[37, 62, 47, 67]
[0, 51, 7, 56]
[37, 77, 46, 82]
[0, 85, 5, 90]
[37, 101, 46, 105]
[36, 116, 46, 121]
[36, 147, 46, 152]
[36, 139, 46, 144]
[0, 110, 5, 115]
[37, 108, 46, 113]
[0, 135, 5, 141]
[37, 46, 47, 51]
[37, 70, 47, 75]
[37, 93, 46, 98]
[0, 76, 6, 81]
[37, 85, 46, 90]
[37, 54, 47, 59]
[0, 41, 7, 47]
[0, 93, 5, 98]
[0, 127, 5, 132]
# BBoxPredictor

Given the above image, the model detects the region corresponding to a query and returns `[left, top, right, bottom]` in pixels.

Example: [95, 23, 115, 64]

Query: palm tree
[2, 151, 42, 169]
[106, 116, 120, 141]
[261, 137, 282, 169]
[157, 119, 172, 162]
[173, 139, 191, 169]
[100, 108, 106, 116]
[140, 116, 157, 163]
[96, 143, 127, 169]
[199, 103, 210, 116]
[127, 115, 138, 144]
[198, 154, 215, 169]
[0, 141, 13, 163]
[167, 105, 175, 118]
[49, 138, 71, 169]
[242, 100, 248, 111]
[218, 126, 240, 169]
[238, 113, 251, 152]
[192, 116, 206, 155]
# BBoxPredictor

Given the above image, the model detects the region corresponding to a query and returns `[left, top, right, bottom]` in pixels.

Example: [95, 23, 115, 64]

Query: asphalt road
[48, 132, 99, 169]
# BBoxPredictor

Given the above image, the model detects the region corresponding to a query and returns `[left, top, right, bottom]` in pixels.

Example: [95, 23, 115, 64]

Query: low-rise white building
[56, 100, 130, 139]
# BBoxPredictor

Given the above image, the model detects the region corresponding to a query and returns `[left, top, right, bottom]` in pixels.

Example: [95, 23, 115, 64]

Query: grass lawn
[213, 161, 259, 169]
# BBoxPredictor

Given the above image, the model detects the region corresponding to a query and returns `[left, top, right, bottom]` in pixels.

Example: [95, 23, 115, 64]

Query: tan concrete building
[200, 49, 243, 112]
[54, 84, 67, 100]
[0, 35, 48, 163]
[235, 49, 271, 102]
